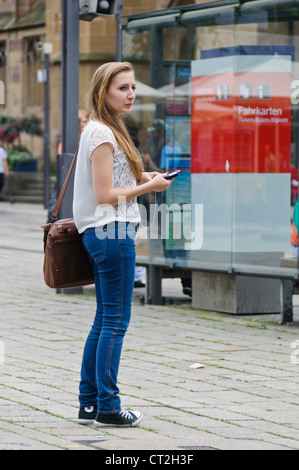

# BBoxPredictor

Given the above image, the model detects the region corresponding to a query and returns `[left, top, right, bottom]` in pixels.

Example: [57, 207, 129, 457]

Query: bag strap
[51, 147, 79, 221]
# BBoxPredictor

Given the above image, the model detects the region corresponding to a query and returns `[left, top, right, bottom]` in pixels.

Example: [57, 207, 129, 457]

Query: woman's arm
[3, 158, 9, 176]
[140, 171, 168, 184]
[92, 143, 171, 206]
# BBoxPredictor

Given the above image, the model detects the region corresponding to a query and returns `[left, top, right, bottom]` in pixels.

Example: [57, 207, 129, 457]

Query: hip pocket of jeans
[83, 232, 106, 264]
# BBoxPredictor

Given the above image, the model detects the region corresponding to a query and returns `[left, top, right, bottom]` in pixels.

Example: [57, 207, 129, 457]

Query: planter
[14, 159, 37, 172]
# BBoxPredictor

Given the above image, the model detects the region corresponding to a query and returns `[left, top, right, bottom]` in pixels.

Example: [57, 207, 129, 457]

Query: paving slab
[0, 202, 299, 451]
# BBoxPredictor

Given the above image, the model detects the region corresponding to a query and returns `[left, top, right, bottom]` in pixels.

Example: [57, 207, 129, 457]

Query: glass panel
[178, 20, 235, 271]
[230, 5, 298, 278]
[123, 25, 178, 267]
[230, 18, 290, 274]
[123, 1, 299, 280]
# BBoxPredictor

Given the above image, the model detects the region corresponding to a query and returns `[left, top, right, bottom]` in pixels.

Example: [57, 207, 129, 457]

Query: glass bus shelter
[122, 0, 299, 318]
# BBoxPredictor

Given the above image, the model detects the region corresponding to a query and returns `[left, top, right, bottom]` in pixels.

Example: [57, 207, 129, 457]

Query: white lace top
[73, 119, 141, 233]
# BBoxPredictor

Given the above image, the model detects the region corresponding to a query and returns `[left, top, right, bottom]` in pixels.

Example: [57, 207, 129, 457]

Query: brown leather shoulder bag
[41, 150, 94, 289]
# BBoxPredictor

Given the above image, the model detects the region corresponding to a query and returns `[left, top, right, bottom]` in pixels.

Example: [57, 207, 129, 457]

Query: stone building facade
[0, 0, 203, 166]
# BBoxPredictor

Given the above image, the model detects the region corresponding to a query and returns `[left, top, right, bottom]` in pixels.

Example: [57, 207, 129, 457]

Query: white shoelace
[119, 409, 133, 420]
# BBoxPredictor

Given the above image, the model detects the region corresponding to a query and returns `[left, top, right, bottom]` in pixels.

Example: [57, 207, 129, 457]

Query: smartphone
[165, 170, 181, 180]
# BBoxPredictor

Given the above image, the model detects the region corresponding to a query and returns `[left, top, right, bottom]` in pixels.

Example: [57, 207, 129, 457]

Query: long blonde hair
[89, 62, 143, 183]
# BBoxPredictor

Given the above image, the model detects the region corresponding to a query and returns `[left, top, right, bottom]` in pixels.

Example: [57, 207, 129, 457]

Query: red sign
[191, 56, 291, 174]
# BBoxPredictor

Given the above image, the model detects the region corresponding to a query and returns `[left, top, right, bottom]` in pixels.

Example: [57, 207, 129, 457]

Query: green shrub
[7, 150, 32, 171]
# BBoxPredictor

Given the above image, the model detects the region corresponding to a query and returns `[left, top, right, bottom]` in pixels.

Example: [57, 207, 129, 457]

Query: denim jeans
[79, 222, 137, 414]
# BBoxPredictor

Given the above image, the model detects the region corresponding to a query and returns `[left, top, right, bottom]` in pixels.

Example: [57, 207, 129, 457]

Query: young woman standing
[73, 62, 171, 427]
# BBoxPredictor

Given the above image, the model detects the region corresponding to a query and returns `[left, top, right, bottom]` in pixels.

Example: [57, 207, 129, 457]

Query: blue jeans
[79, 222, 137, 414]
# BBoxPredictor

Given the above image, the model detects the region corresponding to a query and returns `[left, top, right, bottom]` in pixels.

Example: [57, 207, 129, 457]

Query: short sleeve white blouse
[0, 147, 7, 174]
[73, 119, 141, 233]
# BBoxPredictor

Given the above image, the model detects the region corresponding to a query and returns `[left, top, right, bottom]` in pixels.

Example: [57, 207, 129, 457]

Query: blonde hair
[89, 62, 143, 183]
[78, 109, 89, 121]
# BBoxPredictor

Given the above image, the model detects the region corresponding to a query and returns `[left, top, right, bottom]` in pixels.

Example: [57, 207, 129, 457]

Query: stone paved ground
[0, 203, 299, 450]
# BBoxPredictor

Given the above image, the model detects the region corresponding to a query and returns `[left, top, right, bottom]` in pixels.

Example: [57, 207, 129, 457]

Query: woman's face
[105, 71, 136, 116]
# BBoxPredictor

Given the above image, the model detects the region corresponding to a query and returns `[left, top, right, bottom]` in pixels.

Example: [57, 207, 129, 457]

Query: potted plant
[7, 145, 37, 172]
[0, 115, 43, 172]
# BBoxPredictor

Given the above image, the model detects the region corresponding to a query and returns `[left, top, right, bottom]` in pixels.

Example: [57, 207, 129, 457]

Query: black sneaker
[94, 408, 143, 427]
[78, 405, 97, 425]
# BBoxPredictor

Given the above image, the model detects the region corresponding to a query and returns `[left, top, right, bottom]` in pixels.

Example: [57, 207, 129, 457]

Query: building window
[23, 36, 43, 108]
[0, 42, 6, 105]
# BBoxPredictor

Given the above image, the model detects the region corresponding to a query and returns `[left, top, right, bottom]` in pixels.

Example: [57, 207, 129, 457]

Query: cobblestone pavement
[0, 202, 299, 450]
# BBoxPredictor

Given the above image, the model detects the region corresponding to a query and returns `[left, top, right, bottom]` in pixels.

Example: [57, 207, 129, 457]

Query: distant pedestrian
[134, 266, 146, 288]
[78, 109, 89, 137]
[0, 146, 9, 193]
[57, 109, 89, 155]
[73, 62, 171, 427]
